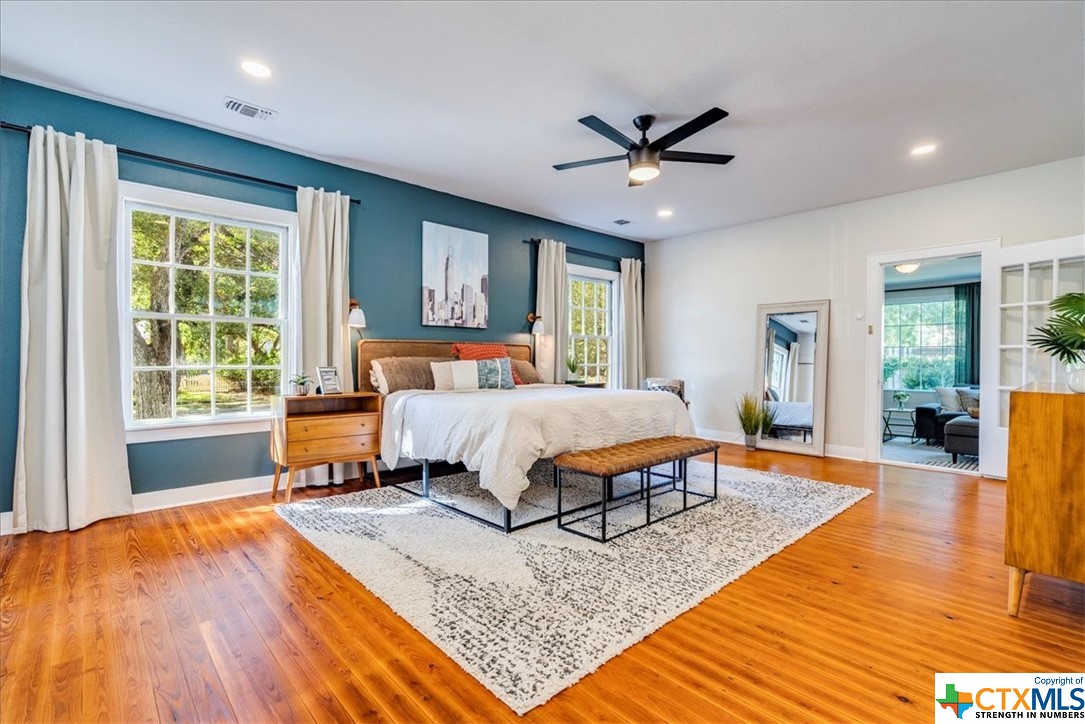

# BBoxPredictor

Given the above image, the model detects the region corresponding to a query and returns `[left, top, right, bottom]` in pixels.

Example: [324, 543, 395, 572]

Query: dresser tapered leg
[285, 467, 298, 503]
[1008, 567, 1026, 616]
[369, 455, 381, 488]
[272, 464, 282, 499]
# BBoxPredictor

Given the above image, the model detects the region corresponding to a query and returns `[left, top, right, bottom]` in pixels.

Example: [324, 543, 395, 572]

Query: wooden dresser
[1005, 383, 1085, 616]
[270, 392, 382, 502]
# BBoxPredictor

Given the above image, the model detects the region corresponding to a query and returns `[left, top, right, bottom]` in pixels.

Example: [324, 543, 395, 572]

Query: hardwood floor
[2, 448, 1082, 722]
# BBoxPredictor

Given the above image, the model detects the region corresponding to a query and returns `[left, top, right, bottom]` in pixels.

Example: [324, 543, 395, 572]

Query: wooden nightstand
[270, 392, 382, 502]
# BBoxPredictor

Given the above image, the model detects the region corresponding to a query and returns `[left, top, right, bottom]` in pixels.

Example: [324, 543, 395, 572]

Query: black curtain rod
[522, 238, 625, 264]
[1, 121, 361, 206]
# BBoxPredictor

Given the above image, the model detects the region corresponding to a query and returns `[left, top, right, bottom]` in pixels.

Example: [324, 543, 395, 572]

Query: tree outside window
[882, 299, 958, 390]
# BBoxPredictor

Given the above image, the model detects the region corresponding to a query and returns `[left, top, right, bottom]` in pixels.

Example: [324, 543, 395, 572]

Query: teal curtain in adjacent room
[954, 282, 981, 385]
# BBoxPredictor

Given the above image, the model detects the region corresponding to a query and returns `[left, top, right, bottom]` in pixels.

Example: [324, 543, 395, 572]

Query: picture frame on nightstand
[316, 366, 342, 394]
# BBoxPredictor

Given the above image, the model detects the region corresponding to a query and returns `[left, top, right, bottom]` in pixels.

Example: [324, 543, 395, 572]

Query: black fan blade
[553, 154, 627, 171]
[578, 115, 637, 150]
[628, 176, 644, 187]
[649, 108, 729, 151]
[660, 150, 735, 165]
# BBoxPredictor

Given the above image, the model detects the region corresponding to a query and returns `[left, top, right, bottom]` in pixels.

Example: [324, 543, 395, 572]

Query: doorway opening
[876, 254, 983, 472]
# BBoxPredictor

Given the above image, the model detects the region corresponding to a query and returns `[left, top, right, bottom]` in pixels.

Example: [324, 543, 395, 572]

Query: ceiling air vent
[613, 219, 631, 226]
[223, 96, 277, 121]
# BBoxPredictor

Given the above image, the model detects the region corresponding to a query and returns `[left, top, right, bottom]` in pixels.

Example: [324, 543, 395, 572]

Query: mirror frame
[753, 299, 830, 457]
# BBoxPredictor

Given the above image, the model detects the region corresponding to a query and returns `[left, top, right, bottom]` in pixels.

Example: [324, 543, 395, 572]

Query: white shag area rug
[276, 459, 871, 715]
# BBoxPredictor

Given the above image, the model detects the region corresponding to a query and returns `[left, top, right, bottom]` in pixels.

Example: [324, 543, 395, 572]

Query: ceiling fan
[553, 107, 734, 186]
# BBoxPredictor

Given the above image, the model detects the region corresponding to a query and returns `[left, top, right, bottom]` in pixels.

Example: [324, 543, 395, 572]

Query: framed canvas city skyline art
[421, 221, 489, 328]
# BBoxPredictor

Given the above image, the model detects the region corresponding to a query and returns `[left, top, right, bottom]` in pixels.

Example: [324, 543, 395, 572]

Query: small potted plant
[290, 373, 312, 396]
[1029, 292, 1085, 393]
[565, 355, 581, 383]
[892, 390, 911, 409]
[736, 392, 775, 450]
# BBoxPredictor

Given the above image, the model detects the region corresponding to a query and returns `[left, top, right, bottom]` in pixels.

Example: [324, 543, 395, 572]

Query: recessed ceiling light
[911, 144, 937, 156]
[241, 60, 272, 78]
[657, 209, 673, 218]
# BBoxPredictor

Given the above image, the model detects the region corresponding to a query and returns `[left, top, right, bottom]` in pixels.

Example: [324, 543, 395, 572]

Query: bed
[358, 339, 695, 515]
[765, 400, 813, 441]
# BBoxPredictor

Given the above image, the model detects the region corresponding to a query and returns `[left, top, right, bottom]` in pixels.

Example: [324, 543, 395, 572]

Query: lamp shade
[531, 318, 545, 335]
[348, 306, 367, 328]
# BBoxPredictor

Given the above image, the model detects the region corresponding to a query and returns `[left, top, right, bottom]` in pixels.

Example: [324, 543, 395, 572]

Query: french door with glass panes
[979, 236, 1084, 478]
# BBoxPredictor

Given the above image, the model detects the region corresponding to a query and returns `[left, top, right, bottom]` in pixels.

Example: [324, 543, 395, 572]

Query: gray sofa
[944, 416, 979, 462]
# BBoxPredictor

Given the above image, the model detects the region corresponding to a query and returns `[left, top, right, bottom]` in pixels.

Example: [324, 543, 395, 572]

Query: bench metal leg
[682, 455, 688, 509]
[714, 448, 719, 498]
[645, 467, 652, 525]
[503, 507, 512, 533]
[556, 467, 563, 527]
[422, 459, 430, 497]
[601, 475, 609, 542]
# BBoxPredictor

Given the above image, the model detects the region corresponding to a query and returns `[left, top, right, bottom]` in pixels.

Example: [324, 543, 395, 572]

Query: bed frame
[356, 338, 547, 532]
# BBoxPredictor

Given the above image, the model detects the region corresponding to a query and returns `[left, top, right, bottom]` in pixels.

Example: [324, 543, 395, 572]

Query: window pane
[570, 280, 583, 307]
[598, 284, 608, 309]
[597, 310, 607, 335]
[131, 264, 170, 312]
[921, 302, 942, 326]
[599, 339, 608, 364]
[250, 229, 280, 273]
[215, 370, 248, 414]
[1057, 258, 1084, 294]
[132, 318, 172, 367]
[884, 305, 900, 325]
[175, 268, 210, 315]
[571, 309, 583, 335]
[132, 370, 173, 421]
[251, 324, 281, 365]
[573, 338, 585, 369]
[586, 338, 598, 365]
[1002, 265, 1024, 304]
[213, 272, 247, 317]
[176, 320, 211, 366]
[1028, 262, 1053, 302]
[176, 370, 212, 418]
[899, 325, 918, 347]
[585, 308, 597, 336]
[215, 322, 248, 365]
[883, 326, 900, 347]
[249, 276, 279, 318]
[252, 369, 279, 412]
[898, 304, 920, 325]
[214, 224, 247, 270]
[131, 210, 170, 262]
[176, 217, 210, 267]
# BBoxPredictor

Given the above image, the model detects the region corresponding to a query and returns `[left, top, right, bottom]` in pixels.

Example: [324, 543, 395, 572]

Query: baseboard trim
[132, 474, 277, 514]
[697, 428, 865, 462]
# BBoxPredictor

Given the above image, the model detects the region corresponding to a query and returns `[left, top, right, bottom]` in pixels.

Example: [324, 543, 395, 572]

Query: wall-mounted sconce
[349, 298, 367, 329]
[526, 312, 545, 336]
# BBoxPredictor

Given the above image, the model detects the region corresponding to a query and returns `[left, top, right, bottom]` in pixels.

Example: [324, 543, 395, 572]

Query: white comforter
[380, 385, 694, 510]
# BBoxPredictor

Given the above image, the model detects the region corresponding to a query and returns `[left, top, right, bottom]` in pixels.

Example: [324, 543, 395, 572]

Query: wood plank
[2, 447, 1082, 722]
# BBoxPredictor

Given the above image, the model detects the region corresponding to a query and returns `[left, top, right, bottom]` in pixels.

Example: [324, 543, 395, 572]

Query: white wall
[645, 157, 1084, 458]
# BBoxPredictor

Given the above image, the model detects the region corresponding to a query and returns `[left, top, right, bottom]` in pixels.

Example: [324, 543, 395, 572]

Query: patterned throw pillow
[957, 388, 980, 412]
[451, 342, 523, 385]
[431, 359, 516, 391]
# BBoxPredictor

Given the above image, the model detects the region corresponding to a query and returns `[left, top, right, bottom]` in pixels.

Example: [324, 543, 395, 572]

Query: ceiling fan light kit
[554, 107, 734, 186]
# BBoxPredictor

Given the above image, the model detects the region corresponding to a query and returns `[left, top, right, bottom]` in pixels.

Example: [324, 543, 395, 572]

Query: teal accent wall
[0, 77, 642, 512]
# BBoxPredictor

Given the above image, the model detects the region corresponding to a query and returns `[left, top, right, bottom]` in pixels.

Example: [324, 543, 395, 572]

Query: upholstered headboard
[356, 339, 533, 392]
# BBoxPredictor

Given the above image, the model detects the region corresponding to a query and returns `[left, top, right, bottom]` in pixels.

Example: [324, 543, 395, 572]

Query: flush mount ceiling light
[657, 209, 673, 218]
[894, 263, 921, 274]
[241, 60, 272, 78]
[910, 143, 937, 156]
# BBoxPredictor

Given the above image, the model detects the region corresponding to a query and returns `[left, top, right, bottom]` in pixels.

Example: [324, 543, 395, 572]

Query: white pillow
[370, 360, 389, 395]
[935, 387, 963, 412]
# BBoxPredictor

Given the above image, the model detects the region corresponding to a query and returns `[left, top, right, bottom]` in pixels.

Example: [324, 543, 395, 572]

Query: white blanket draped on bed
[381, 385, 694, 510]
[766, 401, 813, 428]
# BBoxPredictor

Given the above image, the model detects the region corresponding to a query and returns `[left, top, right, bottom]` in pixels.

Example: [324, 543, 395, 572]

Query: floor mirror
[753, 300, 830, 457]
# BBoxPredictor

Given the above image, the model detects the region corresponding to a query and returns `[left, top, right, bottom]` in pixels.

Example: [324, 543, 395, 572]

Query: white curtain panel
[618, 258, 645, 389]
[535, 239, 568, 383]
[786, 342, 801, 402]
[296, 187, 353, 485]
[14, 126, 133, 532]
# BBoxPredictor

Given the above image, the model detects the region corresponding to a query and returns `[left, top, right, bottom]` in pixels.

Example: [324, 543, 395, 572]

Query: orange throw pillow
[451, 342, 523, 385]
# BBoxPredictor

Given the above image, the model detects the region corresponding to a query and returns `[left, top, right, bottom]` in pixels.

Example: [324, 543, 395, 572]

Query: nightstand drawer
[288, 433, 379, 462]
[287, 413, 379, 441]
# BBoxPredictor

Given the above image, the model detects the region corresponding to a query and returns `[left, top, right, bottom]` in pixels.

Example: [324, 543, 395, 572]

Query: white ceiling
[771, 312, 819, 334]
[2, 1, 1082, 242]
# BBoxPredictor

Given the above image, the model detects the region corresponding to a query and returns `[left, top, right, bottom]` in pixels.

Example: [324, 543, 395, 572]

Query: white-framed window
[567, 263, 619, 384]
[117, 182, 298, 441]
[770, 345, 788, 396]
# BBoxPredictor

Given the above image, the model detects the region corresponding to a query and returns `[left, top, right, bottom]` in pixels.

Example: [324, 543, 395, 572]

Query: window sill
[126, 416, 271, 444]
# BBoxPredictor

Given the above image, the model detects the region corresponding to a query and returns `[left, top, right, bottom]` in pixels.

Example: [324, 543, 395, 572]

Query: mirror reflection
[763, 311, 818, 444]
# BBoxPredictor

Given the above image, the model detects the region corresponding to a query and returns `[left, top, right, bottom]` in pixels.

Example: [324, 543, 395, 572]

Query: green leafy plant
[1029, 292, 1085, 366]
[290, 373, 312, 386]
[892, 390, 911, 404]
[565, 355, 580, 376]
[735, 393, 774, 435]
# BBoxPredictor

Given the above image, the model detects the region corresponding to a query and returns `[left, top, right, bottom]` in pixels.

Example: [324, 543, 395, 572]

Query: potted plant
[736, 393, 774, 450]
[290, 373, 312, 396]
[892, 390, 911, 409]
[565, 355, 581, 383]
[1029, 292, 1085, 393]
